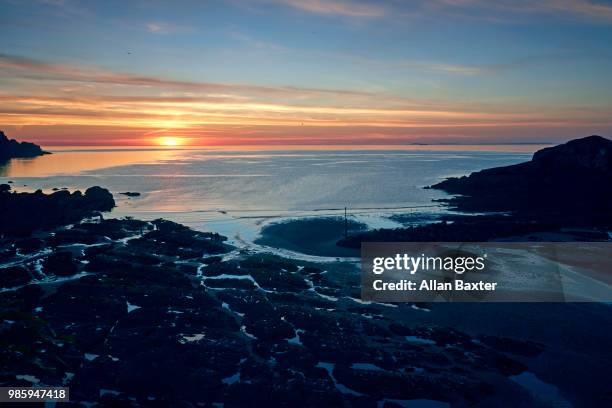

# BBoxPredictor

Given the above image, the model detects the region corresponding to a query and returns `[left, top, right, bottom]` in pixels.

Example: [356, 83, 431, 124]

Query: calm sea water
[0, 145, 540, 251]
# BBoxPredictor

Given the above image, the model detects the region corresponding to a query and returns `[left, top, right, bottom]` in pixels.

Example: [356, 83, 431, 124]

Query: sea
[0, 145, 542, 254]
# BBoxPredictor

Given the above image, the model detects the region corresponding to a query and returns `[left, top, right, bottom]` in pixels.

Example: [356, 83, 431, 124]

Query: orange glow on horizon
[156, 136, 185, 147]
[0, 52, 610, 146]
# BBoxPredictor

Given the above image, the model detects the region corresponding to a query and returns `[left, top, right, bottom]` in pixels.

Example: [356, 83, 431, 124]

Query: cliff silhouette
[0, 131, 49, 162]
[431, 135, 612, 219]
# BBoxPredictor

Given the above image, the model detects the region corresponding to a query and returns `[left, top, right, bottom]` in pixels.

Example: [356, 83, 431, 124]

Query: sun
[156, 136, 184, 147]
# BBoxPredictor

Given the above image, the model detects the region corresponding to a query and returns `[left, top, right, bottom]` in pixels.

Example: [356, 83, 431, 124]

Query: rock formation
[0, 185, 115, 236]
[430, 135, 612, 220]
[0, 131, 49, 162]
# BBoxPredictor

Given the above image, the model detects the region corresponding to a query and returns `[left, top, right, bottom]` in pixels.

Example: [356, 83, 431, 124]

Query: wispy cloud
[145, 21, 195, 35]
[271, 0, 386, 17]
[263, 0, 612, 22]
[39, 0, 66, 5]
[393, 61, 487, 76]
[267, 0, 612, 23]
[0, 53, 371, 100]
[2, 53, 610, 145]
[229, 32, 287, 51]
[547, 0, 612, 21]
[428, 0, 612, 23]
[390, 52, 587, 75]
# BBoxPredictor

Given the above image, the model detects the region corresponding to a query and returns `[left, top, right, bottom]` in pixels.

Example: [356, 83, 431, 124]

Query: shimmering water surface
[0, 145, 541, 251]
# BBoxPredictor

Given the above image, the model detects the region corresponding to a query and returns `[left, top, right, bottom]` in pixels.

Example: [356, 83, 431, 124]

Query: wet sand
[255, 217, 367, 257]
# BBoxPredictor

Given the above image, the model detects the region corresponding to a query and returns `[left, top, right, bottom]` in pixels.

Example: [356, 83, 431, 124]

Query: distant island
[0, 130, 49, 162]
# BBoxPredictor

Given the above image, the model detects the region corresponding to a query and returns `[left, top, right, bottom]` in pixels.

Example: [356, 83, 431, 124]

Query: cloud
[39, 0, 66, 5]
[266, 0, 612, 23]
[393, 52, 588, 75]
[272, 0, 386, 17]
[392, 61, 487, 75]
[145, 21, 195, 35]
[428, 0, 612, 23]
[229, 32, 287, 51]
[332, 50, 586, 77]
[2, 53, 610, 145]
[267, 0, 612, 22]
[0, 53, 373, 101]
[546, 0, 612, 21]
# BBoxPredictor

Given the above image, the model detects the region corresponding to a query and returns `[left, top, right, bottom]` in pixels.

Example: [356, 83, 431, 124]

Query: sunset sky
[1, 0, 612, 146]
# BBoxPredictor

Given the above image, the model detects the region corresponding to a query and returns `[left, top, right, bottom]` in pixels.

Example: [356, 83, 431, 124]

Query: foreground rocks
[0, 130, 49, 162]
[337, 213, 610, 248]
[2, 216, 609, 406]
[0, 186, 115, 236]
[1, 181, 611, 406]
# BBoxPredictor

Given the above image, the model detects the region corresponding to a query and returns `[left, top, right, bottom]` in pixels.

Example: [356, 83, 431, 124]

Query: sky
[1, 0, 612, 146]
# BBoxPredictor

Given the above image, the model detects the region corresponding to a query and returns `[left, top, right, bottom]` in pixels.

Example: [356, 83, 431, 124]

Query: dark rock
[119, 192, 141, 197]
[203, 261, 244, 277]
[430, 135, 612, 221]
[245, 313, 295, 342]
[0, 284, 43, 310]
[79, 218, 150, 240]
[0, 131, 49, 161]
[127, 219, 231, 259]
[533, 135, 612, 172]
[250, 269, 309, 292]
[84, 186, 115, 211]
[301, 266, 324, 275]
[202, 255, 223, 265]
[48, 229, 104, 246]
[240, 253, 298, 272]
[362, 217, 560, 246]
[0, 187, 116, 236]
[216, 290, 273, 317]
[0, 246, 17, 263]
[340, 137, 612, 248]
[1, 202, 602, 406]
[0, 266, 32, 287]
[43, 251, 79, 276]
[268, 291, 336, 310]
[204, 278, 255, 289]
[478, 335, 544, 357]
[14, 237, 44, 254]
[491, 354, 527, 376]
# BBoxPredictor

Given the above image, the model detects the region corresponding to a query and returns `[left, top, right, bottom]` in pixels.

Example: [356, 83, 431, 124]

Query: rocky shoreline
[1, 188, 611, 406]
[0, 184, 115, 236]
[339, 135, 612, 247]
[430, 135, 612, 218]
[0, 131, 49, 162]
[2, 135, 612, 406]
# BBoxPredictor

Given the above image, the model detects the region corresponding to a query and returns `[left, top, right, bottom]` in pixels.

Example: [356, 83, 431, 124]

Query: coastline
[1, 206, 610, 406]
[3, 1, 612, 404]
[2, 136, 612, 406]
[0, 183, 610, 406]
